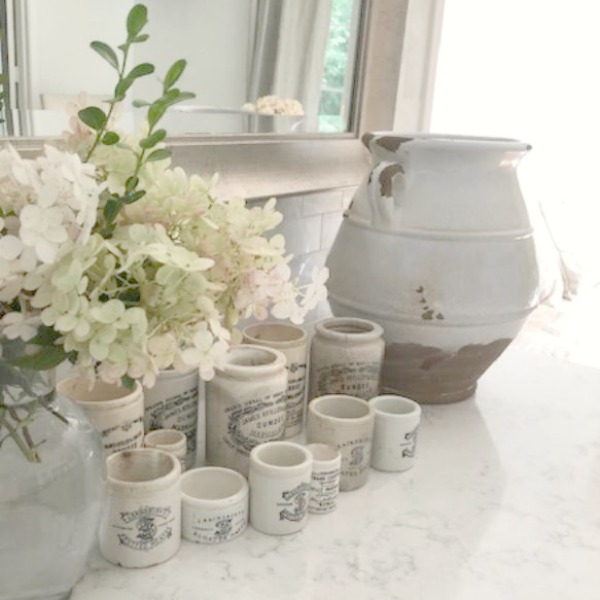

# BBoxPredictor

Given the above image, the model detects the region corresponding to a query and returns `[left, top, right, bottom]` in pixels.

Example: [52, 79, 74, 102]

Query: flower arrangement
[0, 3, 327, 395]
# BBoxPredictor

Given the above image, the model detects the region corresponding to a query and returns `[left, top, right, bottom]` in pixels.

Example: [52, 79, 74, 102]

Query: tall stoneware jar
[243, 322, 308, 438]
[308, 317, 385, 401]
[143, 368, 200, 470]
[205, 345, 287, 476]
[326, 133, 540, 403]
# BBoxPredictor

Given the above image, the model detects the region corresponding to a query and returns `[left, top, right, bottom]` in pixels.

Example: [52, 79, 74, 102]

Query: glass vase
[0, 365, 105, 600]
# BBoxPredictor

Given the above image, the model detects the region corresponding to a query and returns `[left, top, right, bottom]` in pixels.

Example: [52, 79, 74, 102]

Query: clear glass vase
[0, 365, 105, 600]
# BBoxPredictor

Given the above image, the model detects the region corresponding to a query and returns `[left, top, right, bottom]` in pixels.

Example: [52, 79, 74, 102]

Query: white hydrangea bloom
[0, 144, 103, 302]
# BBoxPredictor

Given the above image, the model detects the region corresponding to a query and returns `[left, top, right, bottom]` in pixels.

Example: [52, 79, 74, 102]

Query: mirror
[0, 0, 364, 138]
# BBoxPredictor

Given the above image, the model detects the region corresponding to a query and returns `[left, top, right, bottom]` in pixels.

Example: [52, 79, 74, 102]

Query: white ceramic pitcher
[326, 133, 540, 403]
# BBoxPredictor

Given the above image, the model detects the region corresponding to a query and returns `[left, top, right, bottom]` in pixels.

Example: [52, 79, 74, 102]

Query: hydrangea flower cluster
[0, 129, 327, 387]
[0, 3, 327, 390]
[0, 145, 102, 302]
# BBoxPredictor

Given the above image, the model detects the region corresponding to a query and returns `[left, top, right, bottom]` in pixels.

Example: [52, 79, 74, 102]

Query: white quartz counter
[71, 348, 600, 600]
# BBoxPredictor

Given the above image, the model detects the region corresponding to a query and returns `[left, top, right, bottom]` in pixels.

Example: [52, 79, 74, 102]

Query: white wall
[22, 0, 251, 123]
[135, 0, 252, 110]
[25, 0, 132, 108]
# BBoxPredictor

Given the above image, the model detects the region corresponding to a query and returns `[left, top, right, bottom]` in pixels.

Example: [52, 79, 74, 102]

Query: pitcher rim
[363, 132, 531, 153]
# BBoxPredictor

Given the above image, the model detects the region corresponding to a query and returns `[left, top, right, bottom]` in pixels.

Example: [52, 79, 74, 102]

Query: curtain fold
[247, 0, 333, 129]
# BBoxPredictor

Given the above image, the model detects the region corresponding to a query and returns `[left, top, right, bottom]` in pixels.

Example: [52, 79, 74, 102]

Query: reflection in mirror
[0, 0, 364, 138]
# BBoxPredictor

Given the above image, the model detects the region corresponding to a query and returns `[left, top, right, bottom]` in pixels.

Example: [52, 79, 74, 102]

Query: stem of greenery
[78, 4, 196, 238]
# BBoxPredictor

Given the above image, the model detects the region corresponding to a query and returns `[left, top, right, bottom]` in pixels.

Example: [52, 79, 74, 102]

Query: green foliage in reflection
[319, 0, 355, 131]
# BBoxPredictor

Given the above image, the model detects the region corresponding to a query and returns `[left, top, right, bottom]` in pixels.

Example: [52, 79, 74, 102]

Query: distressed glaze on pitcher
[326, 133, 540, 403]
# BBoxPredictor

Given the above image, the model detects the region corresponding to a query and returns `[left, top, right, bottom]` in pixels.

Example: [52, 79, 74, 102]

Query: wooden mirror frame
[8, 0, 410, 200]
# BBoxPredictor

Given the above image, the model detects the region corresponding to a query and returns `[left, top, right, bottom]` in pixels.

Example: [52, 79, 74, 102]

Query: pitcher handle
[367, 161, 407, 228]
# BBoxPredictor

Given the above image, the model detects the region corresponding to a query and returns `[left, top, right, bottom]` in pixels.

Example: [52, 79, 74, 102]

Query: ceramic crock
[326, 133, 540, 403]
[205, 345, 287, 477]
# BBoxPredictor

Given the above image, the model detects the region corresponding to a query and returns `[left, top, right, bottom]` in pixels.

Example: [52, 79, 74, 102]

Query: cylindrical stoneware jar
[143, 367, 199, 470]
[57, 377, 144, 457]
[370, 395, 421, 472]
[307, 394, 375, 492]
[243, 322, 308, 438]
[206, 345, 287, 477]
[326, 133, 539, 404]
[308, 317, 385, 401]
[249, 441, 312, 535]
[306, 443, 341, 515]
[181, 467, 249, 544]
[99, 448, 181, 568]
[144, 429, 188, 472]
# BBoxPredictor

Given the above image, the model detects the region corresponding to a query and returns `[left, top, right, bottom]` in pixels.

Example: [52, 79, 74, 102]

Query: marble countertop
[72, 348, 600, 600]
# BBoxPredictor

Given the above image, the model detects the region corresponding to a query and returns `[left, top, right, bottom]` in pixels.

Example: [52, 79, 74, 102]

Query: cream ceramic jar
[205, 344, 287, 477]
[309, 317, 385, 401]
[99, 448, 181, 568]
[243, 322, 308, 438]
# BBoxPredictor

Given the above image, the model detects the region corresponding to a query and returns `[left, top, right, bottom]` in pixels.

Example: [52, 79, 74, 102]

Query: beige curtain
[247, 0, 332, 129]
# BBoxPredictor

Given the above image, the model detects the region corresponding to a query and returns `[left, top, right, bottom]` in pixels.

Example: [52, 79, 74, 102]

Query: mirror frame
[8, 0, 409, 200]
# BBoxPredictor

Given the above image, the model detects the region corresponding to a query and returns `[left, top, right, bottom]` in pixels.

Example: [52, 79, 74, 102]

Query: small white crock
[309, 317, 385, 401]
[181, 467, 249, 544]
[307, 443, 341, 514]
[57, 377, 144, 457]
[144, 429, 188, 472]
[143, 367, 200, 469]
[243, 322, 308, 438]
[99, 448, 181, 568]
[306, 394, 375, 491]
[249, 441, 312, 535]
[206, 344, 287, 477]
[370, 395, 421, 472]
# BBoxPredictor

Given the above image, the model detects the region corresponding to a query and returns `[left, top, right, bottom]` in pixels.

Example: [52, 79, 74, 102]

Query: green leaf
[119, 288, 141, 305]
[147, 101, 167, 128]
[127, 4, 148, 39]
[170, 91, 195, 105]
[131, 33, 150, 44]
[139, 129, 166, 149]
[78, 106, 107, 131]
[102, 131, 120, 145]
[90, 41, 119, 70]
[121, 375, 136, 390]
[28, 325, 61, 347]
[146, 148, 171, 163]
[125, 176, 139, 192]
[132, 99, 151, 108]
[114, 77, 135, 101]
[122, 190, 146, 204]
[127, 63, 155, 80]
[9, 347, 68, 370]
[104, 198, 121, 223]
[163, 59, 187, 92]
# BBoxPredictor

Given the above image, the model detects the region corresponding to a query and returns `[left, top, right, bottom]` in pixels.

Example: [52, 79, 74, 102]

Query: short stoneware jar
[249, 441, 312, 535]
[99, 448, 181, 568]
[181, 467, 249, 544]
[243, 322, 308, 438]
[370, 394, 421, 472]
[206, 345, 287, 477]
[307, 394, 375, 491]
[57, 377, 144, 457]
[143, 367, 200, 470]
[144, 429, 188, 472]
[309, 317, 385, 401]
[306, 443, 341, 514]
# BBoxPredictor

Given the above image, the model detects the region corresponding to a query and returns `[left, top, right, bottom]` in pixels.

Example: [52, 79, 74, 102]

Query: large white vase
[326, 133, 540, 403]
